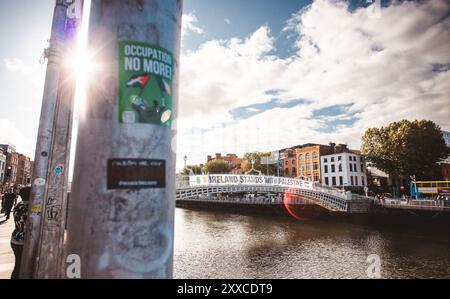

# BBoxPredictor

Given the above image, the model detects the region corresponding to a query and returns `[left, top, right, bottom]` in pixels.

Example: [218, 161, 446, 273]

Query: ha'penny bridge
[175, 174, 371, 213]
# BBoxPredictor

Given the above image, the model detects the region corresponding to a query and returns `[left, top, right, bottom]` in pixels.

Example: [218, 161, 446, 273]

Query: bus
[411, 181, 450, 197]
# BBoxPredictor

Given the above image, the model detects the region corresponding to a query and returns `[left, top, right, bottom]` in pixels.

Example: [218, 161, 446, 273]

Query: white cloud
[0, 119, 35, 157]
[176, 0, 450, 170]
[182, 12, 205, 39]
[224, 18, 231, 25]
[4, 58, 32, 74]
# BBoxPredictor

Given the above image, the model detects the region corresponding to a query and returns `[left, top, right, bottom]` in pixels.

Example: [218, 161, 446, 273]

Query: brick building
[280, 148, 297, 177]
[0, 143, 32, 187]
[295, 143, 334, 182]
[5, 151, 19, 185]
[17, 153, 32, 185]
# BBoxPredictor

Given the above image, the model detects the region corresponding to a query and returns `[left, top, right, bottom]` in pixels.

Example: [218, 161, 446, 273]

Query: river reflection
[174, 208, 449, 279]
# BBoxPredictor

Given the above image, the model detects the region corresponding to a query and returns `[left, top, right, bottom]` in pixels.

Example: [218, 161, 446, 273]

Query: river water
[173, 208, 449, 279]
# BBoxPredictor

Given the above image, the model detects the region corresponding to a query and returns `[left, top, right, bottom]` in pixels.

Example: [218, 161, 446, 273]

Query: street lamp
[183, 155, 187, 169]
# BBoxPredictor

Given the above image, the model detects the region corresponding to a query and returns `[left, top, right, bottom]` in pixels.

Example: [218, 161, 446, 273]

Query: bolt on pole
[64, 0, 183, 278]
[20, 0, 69, 279]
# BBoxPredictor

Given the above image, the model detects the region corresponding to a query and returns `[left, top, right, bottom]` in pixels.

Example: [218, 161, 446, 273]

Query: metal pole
[33, 55, 77, 279]
[33, 0, 84, 279]
[64, 0, 182, 278]
[20, 0, 69, 279]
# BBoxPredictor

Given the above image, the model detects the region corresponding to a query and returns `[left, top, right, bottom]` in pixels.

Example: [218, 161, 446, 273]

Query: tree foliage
[361, 120, 449, 180]
[243, 152, 277, 175]
[241, 160, 252, 173]
[180, 165, 203, 175]
[203, 159, 230, 174]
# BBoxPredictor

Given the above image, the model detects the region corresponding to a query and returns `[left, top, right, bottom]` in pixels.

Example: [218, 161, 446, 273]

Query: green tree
[180, 165, 203, 175]
[203, 160, 230, 174]
[361, 119, 449, 183]
[243, 152, 277, 175]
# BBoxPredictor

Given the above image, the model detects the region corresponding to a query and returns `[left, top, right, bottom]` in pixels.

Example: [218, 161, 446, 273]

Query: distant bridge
[176, 174, 367, 212]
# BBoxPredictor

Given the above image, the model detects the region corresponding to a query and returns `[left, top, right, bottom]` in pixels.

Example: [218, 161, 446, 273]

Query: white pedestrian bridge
[176, 174, 365, 212]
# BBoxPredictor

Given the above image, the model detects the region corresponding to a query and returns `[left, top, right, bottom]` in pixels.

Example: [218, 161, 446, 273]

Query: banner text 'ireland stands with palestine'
[189, 175, 314, 190]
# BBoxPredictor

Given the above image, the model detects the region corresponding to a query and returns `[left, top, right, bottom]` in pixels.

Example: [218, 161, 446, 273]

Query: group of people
[0, 186, 30, 279]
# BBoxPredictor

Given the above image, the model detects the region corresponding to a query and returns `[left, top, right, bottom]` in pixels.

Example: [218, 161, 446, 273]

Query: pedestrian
[2, 190, 17, 220]
[10, 186, 30, 279]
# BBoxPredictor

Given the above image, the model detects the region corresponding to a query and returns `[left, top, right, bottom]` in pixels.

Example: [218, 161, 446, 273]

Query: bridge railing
[176, 175, 190, 188]
[176, 176, 352, 211]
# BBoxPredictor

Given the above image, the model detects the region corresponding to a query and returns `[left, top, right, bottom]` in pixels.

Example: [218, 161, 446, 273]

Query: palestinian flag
[156, 77, 171, 95]
[127, 74, 150, 88]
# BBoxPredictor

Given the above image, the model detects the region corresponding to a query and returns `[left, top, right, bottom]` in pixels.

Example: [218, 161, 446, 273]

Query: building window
[338, 164, 342, 172]
[285, 168, 289, 175]
[350, 176, 354, 186]
[307, 174, 312, 181]
[313, 162, 319, 170]
[338, 156, 342, 161]
[331, 164, 335, 173]
[324, 165, 328, 173]
[306, 153, 311, 160]
[355, 176, 359, 186]
[306, 163, 311, 171]
[324, 158, 328, 163]
[354, 164, 357, 172]
[285, 161, 289, 166]
[325, 177, 329, 186]
[299, 154, 303, 162]
[360, 157, 363, 162]
[300, 165, 304, 173]
[362, 176, 365, 186]
[349, 163, 353, 172]
[331, 157, 335, 162]
[292, 167, 296, 174]
[332, 177, 336, 186]
[292, 160, 296, 165]
[339, 176, 343, 186]
[360, 164, 364, 172]
[313, 152, 318, 160]
[314, 173, 319, 182]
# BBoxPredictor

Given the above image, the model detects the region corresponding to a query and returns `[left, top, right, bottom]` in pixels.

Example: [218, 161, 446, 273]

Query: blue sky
[183, 0, 312, 57]
[0, 0, 449, 171]
[0, 1, 54, 157]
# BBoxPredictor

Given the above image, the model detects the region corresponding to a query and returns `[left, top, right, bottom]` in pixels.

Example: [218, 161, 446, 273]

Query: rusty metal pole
[20, 0, 69, 279]
[64, 0, 182, 278]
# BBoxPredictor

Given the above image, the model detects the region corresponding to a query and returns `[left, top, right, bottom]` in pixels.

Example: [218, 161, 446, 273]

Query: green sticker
[118, 41, 173, 126]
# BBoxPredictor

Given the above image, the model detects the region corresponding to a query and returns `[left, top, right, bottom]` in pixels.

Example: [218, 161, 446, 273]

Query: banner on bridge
[189, 175, 313, 190]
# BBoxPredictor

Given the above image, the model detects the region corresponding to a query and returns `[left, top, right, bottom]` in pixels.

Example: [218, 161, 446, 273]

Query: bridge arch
[176, 174, 351, 212]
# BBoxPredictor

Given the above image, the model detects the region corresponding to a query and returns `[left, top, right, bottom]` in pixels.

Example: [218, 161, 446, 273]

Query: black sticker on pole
[107, 159, 166, 189]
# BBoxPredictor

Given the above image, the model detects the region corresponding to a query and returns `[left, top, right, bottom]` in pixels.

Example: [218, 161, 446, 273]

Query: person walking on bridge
[2, 190, 17, 221]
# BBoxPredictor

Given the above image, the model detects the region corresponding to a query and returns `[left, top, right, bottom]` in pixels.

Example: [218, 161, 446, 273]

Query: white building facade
[320, 152, 367, 190]
[0, 149, 6, 184]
